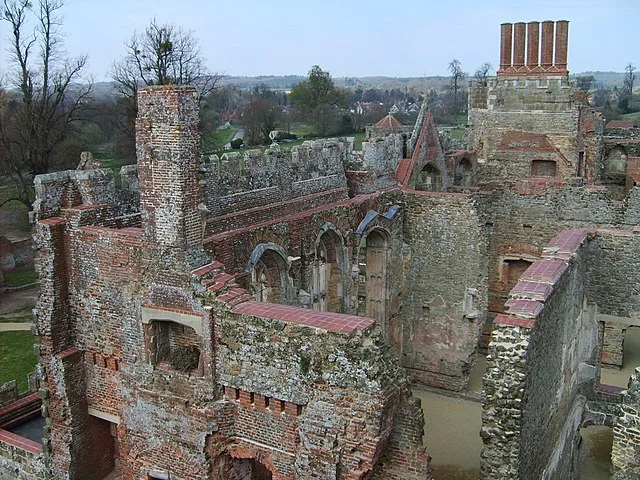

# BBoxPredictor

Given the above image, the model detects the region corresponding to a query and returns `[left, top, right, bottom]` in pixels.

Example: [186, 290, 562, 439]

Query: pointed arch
[416, 163, 442, 191]
[245, 243, 292, 305]
[313, 223, 347, 312]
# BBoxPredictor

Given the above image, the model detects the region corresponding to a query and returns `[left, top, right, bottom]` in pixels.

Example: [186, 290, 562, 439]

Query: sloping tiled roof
[606, 120, 635, 129]
[374, 114, 403, 128]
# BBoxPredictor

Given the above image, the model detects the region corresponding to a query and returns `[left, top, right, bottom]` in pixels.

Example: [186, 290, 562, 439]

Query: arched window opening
[250, 248, 290, 305]
[416, 163, 441, 191]
[454, 158, 474, 186]
[358, 229, 389, 334]
[313, 229, 345, 313]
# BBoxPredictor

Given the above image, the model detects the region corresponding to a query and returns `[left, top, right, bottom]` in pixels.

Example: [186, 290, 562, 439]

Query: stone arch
[246, 243, 292, 305]
[416, 163, 441, 191]
[358, 228, 390, 335]
[454, 157, 474, 186]
[313, 223, 347, 313]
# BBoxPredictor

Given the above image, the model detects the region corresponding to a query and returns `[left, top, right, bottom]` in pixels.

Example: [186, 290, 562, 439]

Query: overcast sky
[2, 0, 639, 81]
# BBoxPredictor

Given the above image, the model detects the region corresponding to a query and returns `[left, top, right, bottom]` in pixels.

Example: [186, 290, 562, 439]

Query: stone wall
[481, 229, 639, 479]
[0, 430, 45, 480]
[401, 190, 487, 390]
[468, 79, 604, 184]
[612, 367, 640, 479]
[204, 139, 352, 221]
[215, 304, 430, 478]
[481, 229, 599, 479]
[476, 183, 640, 318]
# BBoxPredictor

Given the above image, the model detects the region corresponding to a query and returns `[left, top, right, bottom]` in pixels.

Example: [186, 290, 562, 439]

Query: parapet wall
[32, 166, 139, 225]
[469, 76, 573, 112]
[204, 139, 352, 218]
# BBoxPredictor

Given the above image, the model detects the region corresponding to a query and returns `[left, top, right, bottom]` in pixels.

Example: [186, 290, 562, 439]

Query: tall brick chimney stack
[554, 20, 569, 71]
[513, 22, 526, 68]
[526, 21, 540, 69]
[540, 20, 555, 68]
[136, 86, 203, 254]
[499, 23, 513, 72]
[497, 20, 569, 78]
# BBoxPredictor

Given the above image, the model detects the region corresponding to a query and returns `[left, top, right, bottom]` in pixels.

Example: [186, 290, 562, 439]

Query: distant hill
[571, 71, 625, 88]
[88, 72, 628, 98]
[219, 75, 451, 92]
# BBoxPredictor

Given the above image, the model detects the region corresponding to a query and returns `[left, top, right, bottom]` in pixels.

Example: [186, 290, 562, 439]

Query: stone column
[526, 21, 540, 69]
[136, 86, 203, 251]
[541, 21, 555, 68]
[513, 22, 526, 68]
[554, 20, 569, 71]
[499, 23, 513, 72]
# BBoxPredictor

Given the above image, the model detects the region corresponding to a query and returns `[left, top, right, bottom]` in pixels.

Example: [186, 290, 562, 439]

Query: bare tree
[474, 62, 493, 82]
[623, 63, 636, 98]
[448, 59, 467, 115]
[111, 18, 222, 157]
[0, 0, 92, 207]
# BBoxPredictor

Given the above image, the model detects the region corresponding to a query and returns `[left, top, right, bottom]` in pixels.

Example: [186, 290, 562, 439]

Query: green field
[0, 331, 38, 393]
[621, 111, 640, 125]
[3, 267, 38, 288]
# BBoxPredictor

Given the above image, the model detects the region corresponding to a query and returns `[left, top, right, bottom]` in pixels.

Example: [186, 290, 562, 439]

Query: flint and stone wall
[482, 229, 638, 479]
[612, 367, 640, 479]
[10, 85, 433, 479]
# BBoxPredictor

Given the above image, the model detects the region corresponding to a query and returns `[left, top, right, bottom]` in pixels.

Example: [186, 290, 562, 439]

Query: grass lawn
[94, 152, 132, 189]
[621, 111, 640, 124]
[0, 331, 38, 393]
[449, 128, 466, 141]
[3, 267, 38, 288]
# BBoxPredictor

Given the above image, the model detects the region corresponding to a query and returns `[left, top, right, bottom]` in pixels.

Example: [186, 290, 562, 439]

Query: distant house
[373, 114, 403, 129]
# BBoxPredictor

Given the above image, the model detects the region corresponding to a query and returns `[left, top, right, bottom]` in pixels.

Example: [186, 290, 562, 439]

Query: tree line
[4, 1, 633, 210]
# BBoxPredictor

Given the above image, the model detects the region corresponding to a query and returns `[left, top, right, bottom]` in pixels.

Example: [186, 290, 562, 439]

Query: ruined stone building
[1, 19, 640, 480]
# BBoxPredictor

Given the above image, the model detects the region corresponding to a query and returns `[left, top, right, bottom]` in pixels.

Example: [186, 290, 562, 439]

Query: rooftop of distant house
[605, 119, 636, 129]
[374, 114, 403, 128]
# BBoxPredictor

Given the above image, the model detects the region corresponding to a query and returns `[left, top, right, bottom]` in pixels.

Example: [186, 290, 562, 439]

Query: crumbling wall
[585, 230, 640, 318]
[481, 229, 639, 479]
[477, 183, 640, 317]
[204, 139, 351, 223]
[468, 79, 604, 184]
[401, 191, 487, 390]
[215, 302, 430, 479]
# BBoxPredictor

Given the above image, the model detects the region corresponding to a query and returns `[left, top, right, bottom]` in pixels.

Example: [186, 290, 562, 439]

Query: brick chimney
[498, 20, 569, 77]
[136, 86, 203, 251]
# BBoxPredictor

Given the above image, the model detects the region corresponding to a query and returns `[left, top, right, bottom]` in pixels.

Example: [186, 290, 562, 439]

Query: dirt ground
[0, 286, 37, 317]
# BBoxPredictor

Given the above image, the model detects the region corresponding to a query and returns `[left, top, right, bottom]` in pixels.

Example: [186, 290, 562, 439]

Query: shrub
[275, 131, 298, 141]
[230, 138, 243, 149]
[170, 346, 200, 372]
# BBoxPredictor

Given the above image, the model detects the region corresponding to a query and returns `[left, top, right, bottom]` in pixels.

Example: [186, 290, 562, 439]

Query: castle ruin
[1, 19, 640, 480]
